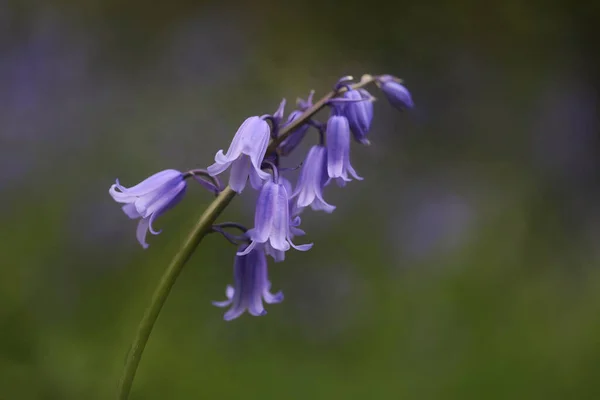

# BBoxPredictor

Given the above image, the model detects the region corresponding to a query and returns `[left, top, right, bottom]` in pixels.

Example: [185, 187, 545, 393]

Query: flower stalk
[116, 73, 379, 399]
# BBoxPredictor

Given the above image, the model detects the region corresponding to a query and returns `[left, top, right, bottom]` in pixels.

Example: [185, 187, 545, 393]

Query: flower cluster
[109, 74, 413, 320]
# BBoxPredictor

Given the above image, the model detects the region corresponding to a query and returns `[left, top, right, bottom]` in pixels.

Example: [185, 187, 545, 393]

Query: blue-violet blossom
[326, 113, 363, 186]
[207, 116, 271, 193]
[239, 177, 313, 258]
[109, 169, 186, 249]
[292, 145, 335, 213]
[213, 243, 283, 321]
[265, 177, 306, 262]
[343, 89, 374, 145]
[377, 75, 414, 110]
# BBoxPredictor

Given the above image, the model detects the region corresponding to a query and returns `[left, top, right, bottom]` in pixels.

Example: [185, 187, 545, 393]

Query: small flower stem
[116, 73, 378, 400]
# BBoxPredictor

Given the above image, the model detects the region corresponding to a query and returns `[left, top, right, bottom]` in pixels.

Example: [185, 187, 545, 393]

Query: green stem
[117, 186, 235, 400]
[116, 74, 377, 399]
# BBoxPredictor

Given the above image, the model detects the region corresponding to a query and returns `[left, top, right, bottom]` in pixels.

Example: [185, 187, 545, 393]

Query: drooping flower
[292, 145, 335, 213]
[207, 116, 271, 193]
[109, 169, 186, 249]
[342, 88, 374, 145]
[239, 177, 313, 259]
[325, 113, 363, 187]
[213, 244, 283, 321]
[264, 176, 307, 262]
[377, 75, 414, 110]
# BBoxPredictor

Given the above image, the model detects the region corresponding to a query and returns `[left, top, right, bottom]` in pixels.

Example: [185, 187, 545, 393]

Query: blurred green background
[2, 0, 600, 398]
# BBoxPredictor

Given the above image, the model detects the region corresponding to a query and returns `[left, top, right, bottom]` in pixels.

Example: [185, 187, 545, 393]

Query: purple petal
[248, 250, 267, 316]
[218, 117, 256, 161]
[136, 178, 186, 218]
[326, 115, 350, 179]
[268, 183, 290, 252]
[249, 166, 267, 190]
[122, 203, 141, 219]
[379, 78, 414, 110]
[263, 287, 284, 304]
[236, 240, 257, 256]
[289, 242, 313, 252]
[207, 156, 231, 176]
[147, 182, 187, 235]
[251, 181, 277, 243]
[229, 155, 252, 193]
[345, 160, 363, 181]
[109, 169, 182, 203]
[265, 243, 286, 262]
[136, 217, 150, 249]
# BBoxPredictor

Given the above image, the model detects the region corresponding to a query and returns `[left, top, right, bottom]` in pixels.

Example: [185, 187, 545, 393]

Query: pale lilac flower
[213, 244, 283, 321]
[207, 116, 271, 193]
[343, 89, 374, 145]
[292, 145, 335, 213]
[265, 176, 307, 262]
[109, 169, 186, 248]
[326, 114, 363, 187]
[377, 75, 414, 110]
[239, 178, 313, 259]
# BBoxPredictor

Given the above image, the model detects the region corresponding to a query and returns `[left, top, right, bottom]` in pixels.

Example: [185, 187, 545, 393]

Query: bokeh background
[2, 0, 600, 399]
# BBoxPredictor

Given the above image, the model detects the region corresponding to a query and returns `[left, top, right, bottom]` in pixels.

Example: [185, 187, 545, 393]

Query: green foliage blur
[1, 0, 600, 399]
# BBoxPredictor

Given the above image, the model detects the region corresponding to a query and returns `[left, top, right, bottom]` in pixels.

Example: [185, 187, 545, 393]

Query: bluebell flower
[326, 113, 363, 187]
[213, 244, 283, 321]
[343, 88, 374, 145]
[292, 145, 335, 213]
[239, 178, 313, 259]
[377, 75, 414, 110]
[264, 177, 307, 262]
[109, 169, 186, 249]
[207, 116, 271, 193]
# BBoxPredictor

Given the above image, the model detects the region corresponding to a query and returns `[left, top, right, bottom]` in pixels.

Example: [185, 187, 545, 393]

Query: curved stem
[117, 187, 235, 399]
[116, 73, 378, 400]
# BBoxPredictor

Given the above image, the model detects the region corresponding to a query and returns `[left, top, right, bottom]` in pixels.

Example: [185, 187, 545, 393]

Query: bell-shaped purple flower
[239, 178, 313, 259]
[207, 116, 271, 193]
[264, 177, 307, 262]
[326, 114, 363, 187]
[343, 89, 374, 145]
[213, 244, 283, 321]
[109, 169, 186, 249]
[292, 145, 335, 213]
[377, 75, 414, 110]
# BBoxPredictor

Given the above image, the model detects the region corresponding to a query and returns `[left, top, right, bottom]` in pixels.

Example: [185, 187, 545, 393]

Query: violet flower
[213, 243, 283, 321]
[207, 116, 271, 193]
[292, 145, 335, 213]
[326, 113, 363, 187]
[265, 176, 307, 262]
[109, 169, 186, 249]
[239, 177, 313, 259]
[343, 88, 374, 145]
[377, 75, 414, 110]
